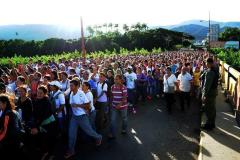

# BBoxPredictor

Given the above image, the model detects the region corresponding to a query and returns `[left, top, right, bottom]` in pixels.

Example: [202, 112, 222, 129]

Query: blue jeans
[89, 110, 96, 131]
[127, 88, 136, 105]
[147, 85, 154, 96]
[110, 107, 128, 137]
[68, 114, 102, 153]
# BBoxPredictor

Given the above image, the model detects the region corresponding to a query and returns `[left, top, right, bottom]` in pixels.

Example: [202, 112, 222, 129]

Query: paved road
[53, 96, 200, 160]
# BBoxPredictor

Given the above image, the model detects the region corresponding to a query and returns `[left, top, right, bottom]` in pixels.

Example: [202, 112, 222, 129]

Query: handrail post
[227, 66, 230, 91]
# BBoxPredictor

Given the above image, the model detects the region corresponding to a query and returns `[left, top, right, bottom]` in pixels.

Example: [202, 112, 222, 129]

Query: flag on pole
[81, 17, 86, 64]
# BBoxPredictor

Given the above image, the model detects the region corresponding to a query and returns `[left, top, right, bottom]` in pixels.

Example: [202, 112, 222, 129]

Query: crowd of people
[0, 50, 219, 160]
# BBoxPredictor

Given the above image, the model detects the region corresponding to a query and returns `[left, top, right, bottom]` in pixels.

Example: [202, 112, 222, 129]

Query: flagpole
[81, 17, 86, 65]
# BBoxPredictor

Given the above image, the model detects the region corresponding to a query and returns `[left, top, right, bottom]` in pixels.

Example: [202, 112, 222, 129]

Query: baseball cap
[48, 81, 62, 89]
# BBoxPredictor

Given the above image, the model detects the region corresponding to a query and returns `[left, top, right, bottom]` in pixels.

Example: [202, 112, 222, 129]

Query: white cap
[127, 65, 133, 69]
[49, 81, 62, 89]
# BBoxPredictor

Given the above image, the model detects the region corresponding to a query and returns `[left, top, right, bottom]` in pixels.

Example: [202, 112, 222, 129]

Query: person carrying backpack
[49, 81, 66, 136]
[95, 72, 109, 132]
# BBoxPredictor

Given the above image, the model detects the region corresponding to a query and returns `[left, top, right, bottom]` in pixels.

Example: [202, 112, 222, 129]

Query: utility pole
[81, 17, 86, 65]
[208, 11, 211, 51]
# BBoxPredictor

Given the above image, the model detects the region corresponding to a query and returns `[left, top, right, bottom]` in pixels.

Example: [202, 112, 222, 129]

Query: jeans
[165, 93, 175, 113]
[127, 88, 136, 105]
[155, 80, 164, 96]
[147, 85, 154, 96]
[95, 102, 109, 132]
[68, 114, 102, 153]
[89, 110, 96, 131]
[179, 91, 191, 111]
[136, 85, 147, 102]
[110, 107, 128, 137]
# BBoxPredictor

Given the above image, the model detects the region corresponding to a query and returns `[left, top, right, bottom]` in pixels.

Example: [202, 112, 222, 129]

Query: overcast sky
[0, 0, 239, 27]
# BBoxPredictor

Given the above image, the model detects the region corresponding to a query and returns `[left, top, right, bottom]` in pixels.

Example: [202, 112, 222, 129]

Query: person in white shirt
[177, 67, 193, 111]
[82, 82, 96, 130]
[124, 66, 137, 111]
[60, 72, 70, 92]
[95, 72, 108, 132]
[49, 81, 66, 134]
[163, 67, 177, 114]
[65, 79, 102, 159]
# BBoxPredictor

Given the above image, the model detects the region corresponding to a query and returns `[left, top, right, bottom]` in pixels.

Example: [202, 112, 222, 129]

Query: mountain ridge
[0, 20, 240, 41]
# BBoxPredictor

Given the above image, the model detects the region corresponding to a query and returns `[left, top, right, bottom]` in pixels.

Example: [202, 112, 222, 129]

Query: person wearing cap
[124, 65, 137, 113]
[201, 57, 219, 130]
[49, 81, 66, 135]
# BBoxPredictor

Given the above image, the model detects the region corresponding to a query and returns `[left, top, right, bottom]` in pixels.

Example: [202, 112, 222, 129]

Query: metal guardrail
[219, 61, 240, 114]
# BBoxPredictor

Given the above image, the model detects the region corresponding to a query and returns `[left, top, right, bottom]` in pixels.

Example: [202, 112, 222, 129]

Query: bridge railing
[219, 60, 240, 123]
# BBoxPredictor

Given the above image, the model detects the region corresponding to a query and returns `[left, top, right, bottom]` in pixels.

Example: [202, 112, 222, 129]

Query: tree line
[0, 23, 194, 58]
[219, 27, 240, 41]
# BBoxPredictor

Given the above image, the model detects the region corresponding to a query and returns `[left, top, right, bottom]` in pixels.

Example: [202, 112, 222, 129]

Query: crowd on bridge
[0, 50, 219, 160]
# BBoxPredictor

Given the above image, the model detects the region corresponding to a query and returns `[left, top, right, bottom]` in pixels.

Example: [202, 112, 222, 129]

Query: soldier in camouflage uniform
[201, 57, 219, 130]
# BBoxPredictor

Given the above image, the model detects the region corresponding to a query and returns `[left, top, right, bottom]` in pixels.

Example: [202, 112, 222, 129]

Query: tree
[135, 22, 142, 31]
[123, 24, 129, 32]
[141, 23, 148, 31]
[0, 26, 193, 58]
[108, 23, 113, 31]
[114, 24, 119, 31]
[103, 23, 108, 32]
[93, 25, 98, 33]
[219, 27, 240, 41]
[86, 26, 94, 37]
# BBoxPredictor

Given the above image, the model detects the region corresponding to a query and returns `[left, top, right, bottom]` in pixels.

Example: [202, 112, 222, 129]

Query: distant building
[210, 41, 225, 48]
[224, 41, 239, 50]
[209, 24, 220, 41]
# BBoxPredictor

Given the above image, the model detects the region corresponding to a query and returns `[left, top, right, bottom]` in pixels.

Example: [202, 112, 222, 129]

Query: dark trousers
[204, 97, 216, 126]
[127, 88, 136, 106]
[95, 102, 108, 132]
[136, 85, 147, 102]
[156, 80, 164, 96]
[165, 93, 175, 113]
[179, 91, 191, 111]
[40, 122, 58, 155]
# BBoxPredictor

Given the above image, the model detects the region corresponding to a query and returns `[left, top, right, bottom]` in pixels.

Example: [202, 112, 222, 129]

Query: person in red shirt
[109, 74, 128, 139]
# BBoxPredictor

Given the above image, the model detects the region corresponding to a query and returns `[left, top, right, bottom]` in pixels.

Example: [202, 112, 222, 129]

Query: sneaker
[108, 134, 116, 140]
[201, 123, 215, 131]
[64, 151, 75, 159]
[121, 130, 127, 134]
[41, 152, 49, 160]
[147, 96, 152, 100]
[132, 108, 137, 114]
[48, 155, 55, 160]
[96, 138, 102, 146]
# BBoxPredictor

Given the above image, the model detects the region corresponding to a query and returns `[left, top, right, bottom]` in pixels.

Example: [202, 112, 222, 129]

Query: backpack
[97, 80, 111, 98]
[50, 91, 65, 116]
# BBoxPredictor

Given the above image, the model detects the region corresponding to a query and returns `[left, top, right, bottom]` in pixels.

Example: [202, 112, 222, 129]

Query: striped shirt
[111, 84, 128, 109]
